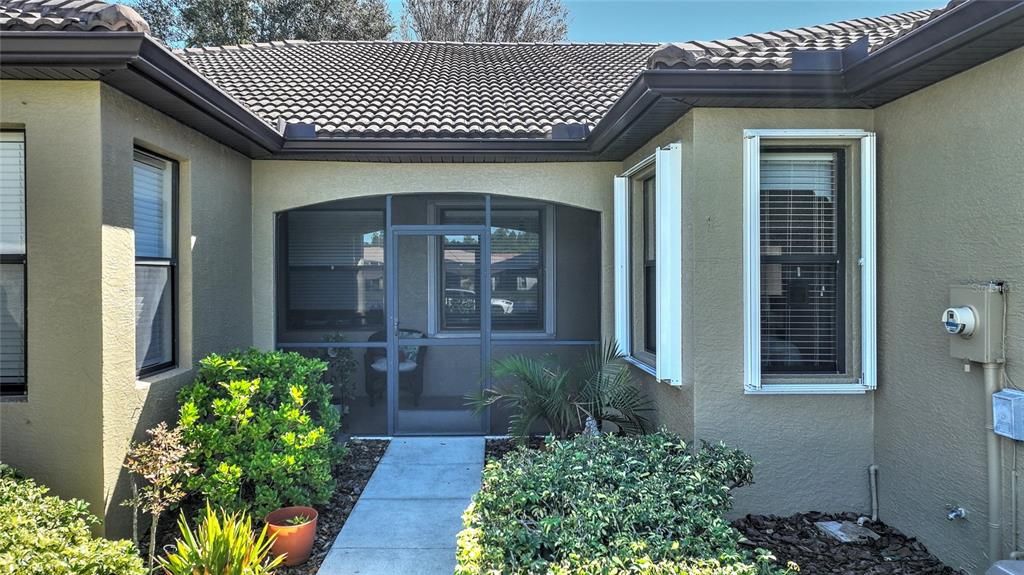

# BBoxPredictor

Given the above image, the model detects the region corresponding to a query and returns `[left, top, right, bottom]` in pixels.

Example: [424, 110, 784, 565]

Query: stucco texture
[623, 108, 877, 517]
[251, 160, 621, 353]
[0, 81, 107, 520]
[98, 85, 253, 536]
[0, 80, 253, 537]
[873, 46, 1024, 573]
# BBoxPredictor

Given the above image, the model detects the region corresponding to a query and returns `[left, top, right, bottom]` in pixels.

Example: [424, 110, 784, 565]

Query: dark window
[134, 149, 178, 376]
[759, 150, 845, 374]
[439, 208, 545, 332]
[642, 177, 656, 354]
[1, 131, 26, 395]
[282, 210, 385, 331]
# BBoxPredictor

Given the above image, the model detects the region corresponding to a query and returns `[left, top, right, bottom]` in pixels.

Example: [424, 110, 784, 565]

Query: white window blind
[0, 131, 26, 394]
[760, 153, 841, 374]
[285, 210, 385, 330]
[134, 150, 176, 375]
[0, 133, 25, 254]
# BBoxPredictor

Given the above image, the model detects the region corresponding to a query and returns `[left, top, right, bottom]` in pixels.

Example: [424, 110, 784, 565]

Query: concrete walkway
[318, 437, 484, 574]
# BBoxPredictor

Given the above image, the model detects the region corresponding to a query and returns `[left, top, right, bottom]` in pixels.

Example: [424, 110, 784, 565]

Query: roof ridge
[0, 0, 149, 32]
[176, 39, 662, 54]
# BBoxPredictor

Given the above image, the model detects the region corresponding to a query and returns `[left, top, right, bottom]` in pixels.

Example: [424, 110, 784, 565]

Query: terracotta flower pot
[264, 506, 318, 566]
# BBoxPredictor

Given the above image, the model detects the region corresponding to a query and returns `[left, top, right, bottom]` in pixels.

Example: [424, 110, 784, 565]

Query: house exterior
[0, 0, 1022, 572]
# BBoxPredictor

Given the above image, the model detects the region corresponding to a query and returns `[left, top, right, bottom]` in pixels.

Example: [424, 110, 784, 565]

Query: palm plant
[158, 504, 284, 575]
[467, 340, 652, 440]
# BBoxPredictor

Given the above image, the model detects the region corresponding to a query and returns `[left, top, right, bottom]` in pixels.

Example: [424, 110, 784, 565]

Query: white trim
[613, 176, 631, 355]
[620, 152, 656, 178]
[742, 128, 877, 395]
[860, 133, 878, 390]
[624, 355, 657, 377]
[655, 143, 683, 386]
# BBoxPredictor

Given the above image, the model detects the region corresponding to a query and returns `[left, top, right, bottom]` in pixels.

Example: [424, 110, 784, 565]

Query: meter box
[944, 284, 1005, 363]
[994, 389, 1024, 441]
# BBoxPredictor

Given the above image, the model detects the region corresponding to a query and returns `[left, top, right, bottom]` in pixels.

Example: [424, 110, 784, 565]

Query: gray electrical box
[946, 284, 1005, 364]
[994, 389, 1024, 441]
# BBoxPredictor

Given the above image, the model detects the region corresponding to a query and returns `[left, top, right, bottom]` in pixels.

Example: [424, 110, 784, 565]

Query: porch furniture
[364, 329, 426, 406]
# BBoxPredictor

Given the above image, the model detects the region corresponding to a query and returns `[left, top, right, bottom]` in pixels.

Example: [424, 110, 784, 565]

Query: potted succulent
[264, 506, 318, 566]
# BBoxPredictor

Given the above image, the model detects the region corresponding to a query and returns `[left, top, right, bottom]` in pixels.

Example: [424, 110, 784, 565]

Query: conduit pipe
[984, 362, 1004, 563]
[869, 464, 879, 522]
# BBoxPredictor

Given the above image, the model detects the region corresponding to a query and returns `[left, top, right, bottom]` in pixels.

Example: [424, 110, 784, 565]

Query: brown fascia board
[844, 0, 1024, 93]
[0, 31, 144, 67]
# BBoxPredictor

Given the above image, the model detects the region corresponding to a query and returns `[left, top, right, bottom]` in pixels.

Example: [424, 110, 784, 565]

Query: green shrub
[0, 467, 145, 575]
[159, 504, 284, 575]
[178, 349, 343, 516]
[455, 433, 797, 575]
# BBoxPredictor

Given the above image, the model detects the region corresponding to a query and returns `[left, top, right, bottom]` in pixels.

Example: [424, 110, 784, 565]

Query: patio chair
[364, 329, 426, 407]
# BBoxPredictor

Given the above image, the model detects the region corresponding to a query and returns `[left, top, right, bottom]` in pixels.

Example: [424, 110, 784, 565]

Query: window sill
[136, 364, 192, 390]
[745, 382, 872, 395]
[0, 394, 28, 404]
[624, 356, 656, 378]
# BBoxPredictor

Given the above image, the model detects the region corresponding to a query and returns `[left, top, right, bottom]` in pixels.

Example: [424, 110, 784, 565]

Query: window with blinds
[439, 208, 545, 332]
[0, 131, 26, 395]
[759, 151, 844, 374]
[134, 149, 177, 375]
[284, 210, 385, 330]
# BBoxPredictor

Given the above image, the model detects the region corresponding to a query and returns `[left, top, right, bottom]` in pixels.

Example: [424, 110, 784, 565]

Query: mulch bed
[144, 438, 388, 574]
[733, 512, 956, 575]
[484, 436, 547, 461]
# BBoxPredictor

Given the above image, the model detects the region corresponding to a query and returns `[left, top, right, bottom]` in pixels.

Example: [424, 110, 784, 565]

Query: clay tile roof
[0, 0, 149, 32]
[647, 7, 938, 71]
[178, 41, 658, 139]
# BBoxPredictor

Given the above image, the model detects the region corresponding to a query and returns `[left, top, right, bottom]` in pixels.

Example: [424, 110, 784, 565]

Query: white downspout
[985, 362, 1004, 563]
[869, 464, 879, 522]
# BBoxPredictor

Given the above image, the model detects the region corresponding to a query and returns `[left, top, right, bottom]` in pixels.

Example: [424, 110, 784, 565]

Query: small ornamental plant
[121, 421, 195, 572]
[159, 504, 284, 575]
[0, 466, 146, 575]
[177, 349, 342, 516]
[456, 432, 799, 575]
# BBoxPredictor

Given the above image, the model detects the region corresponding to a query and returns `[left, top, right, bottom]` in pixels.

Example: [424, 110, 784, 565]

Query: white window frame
[615, 142, 683, 386]
[743, 129, 876, 395]
[426, 201, 556, 338]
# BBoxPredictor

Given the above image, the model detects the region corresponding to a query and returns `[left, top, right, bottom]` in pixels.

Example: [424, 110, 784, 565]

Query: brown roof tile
[178, 41, 657, 139]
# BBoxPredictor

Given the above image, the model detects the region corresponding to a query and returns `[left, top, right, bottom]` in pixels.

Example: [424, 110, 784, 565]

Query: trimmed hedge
[0, 466, 145, 575]
[178, 349, 343, 516]
[456, 433, 797, 575]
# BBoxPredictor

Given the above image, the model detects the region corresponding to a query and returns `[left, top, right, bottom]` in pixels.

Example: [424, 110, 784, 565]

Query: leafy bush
[468, 340, 652, 439]
[455, 433, 797, 575]
[178, 349, 343, 516]
[159, 504, 284, 575]
[0, 466, 145, 575]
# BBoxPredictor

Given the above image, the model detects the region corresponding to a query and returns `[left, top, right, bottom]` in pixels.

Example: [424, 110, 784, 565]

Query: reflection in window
[285, 211, 385, 330]
[439, 208, 545, 332]
[0, 131, 25, 394]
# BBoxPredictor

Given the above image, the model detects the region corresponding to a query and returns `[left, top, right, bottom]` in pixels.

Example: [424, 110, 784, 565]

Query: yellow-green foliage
[178, 349, 343, 515]
[159, 504, 284, 575]
[456, 433, 798, 575]
[0, 467, 145, 575]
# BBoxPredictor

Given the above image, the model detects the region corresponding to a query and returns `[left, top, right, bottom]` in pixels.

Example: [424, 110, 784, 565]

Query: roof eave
[0, 30, 143, 67]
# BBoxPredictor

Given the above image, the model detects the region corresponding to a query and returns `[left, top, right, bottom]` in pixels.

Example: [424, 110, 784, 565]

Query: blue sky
[386, 1, 943, 42]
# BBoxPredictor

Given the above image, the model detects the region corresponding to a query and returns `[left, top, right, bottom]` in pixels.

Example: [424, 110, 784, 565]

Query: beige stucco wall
[0, 81, 107, 520]
[873, 46, 1024, 573]
[0, 80, 253, 538]
[97, 85, 253, 536]
[624, 107, 878, 516]
[251, 161, 621, 353]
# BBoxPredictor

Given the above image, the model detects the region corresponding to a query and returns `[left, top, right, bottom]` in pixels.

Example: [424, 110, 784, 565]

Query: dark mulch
[144, 439, 388, 574]
[733, 512, 957, 575]
[485, 436, 547, 462]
